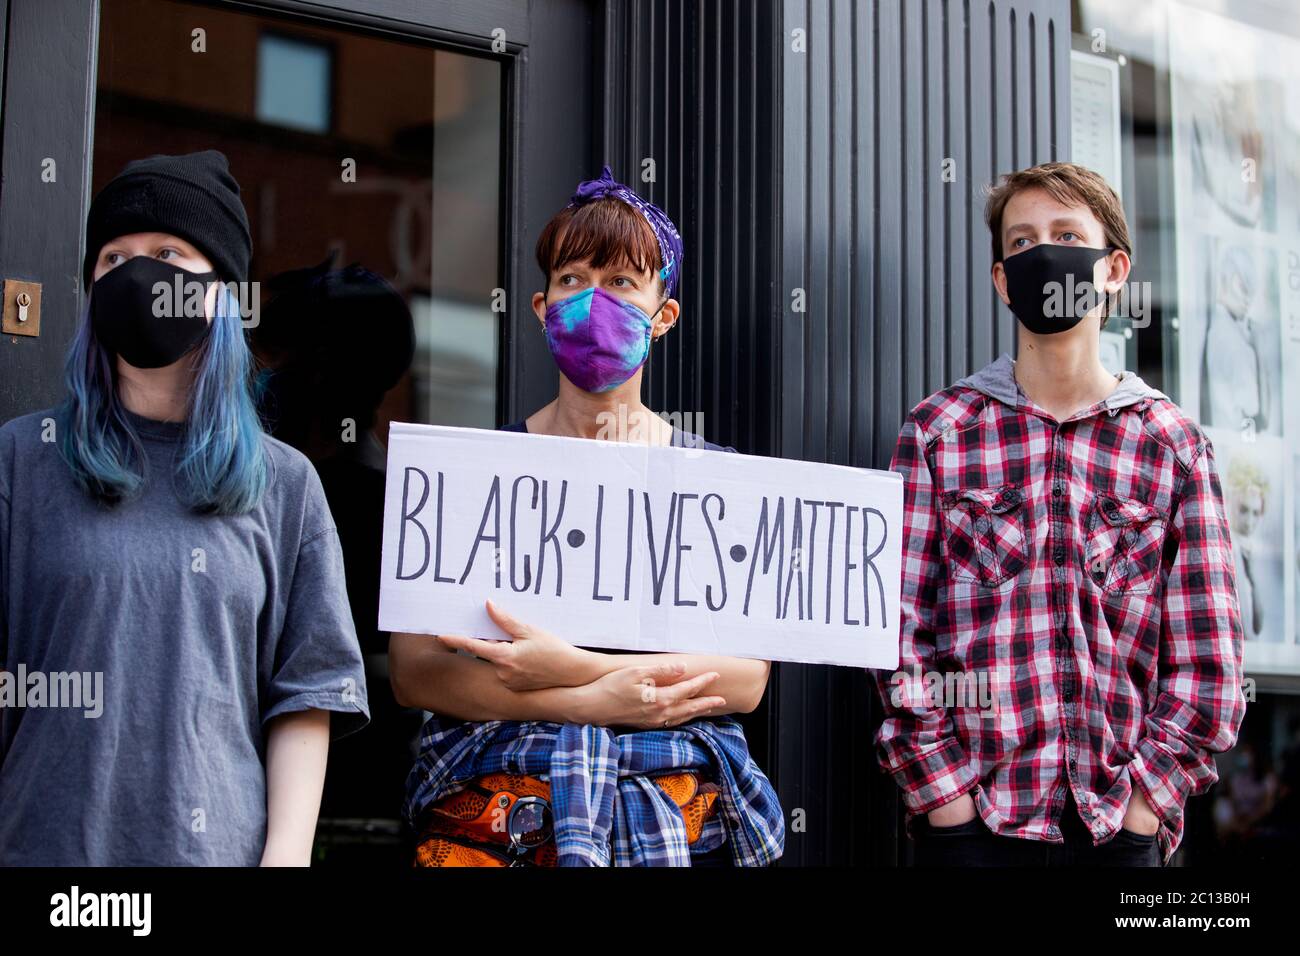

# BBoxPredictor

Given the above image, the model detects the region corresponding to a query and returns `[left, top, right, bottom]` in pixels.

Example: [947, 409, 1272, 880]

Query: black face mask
[1001, 243, 1114, 335]
[90, 256, 217, 368]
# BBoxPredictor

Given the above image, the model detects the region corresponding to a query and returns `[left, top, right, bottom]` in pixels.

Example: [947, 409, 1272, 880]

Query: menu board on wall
[1169, 2, 1300, 674]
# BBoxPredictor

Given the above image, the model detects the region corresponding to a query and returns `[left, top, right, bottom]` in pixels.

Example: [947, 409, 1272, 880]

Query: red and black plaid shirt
[873, 354, 1246, 863]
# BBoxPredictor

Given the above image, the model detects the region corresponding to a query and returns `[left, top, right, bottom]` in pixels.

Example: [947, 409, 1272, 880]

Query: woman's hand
[435, 600, 604, 691]
[570, 663, 726, 729]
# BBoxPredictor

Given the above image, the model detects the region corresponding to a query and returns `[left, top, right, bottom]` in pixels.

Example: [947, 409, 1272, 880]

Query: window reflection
[256, 33, 332, 134]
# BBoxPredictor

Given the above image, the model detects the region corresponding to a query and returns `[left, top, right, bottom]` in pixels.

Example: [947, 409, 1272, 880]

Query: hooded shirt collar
[955, 352, 1167, 418]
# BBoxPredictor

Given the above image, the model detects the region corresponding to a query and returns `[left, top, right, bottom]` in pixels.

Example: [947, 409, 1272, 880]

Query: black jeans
[912, 792, 1161, 867]
[690, 838, 735, 867]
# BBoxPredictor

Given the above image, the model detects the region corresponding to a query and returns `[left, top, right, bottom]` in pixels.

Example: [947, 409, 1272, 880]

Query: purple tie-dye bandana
[568, 165, 684, 299]
[544, 286, 654, 393]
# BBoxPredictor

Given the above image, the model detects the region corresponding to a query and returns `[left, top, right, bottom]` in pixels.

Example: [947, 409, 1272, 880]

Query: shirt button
[1052, 485, 1062, 497]
[1053, 548, 1066, 565]
[1069, 759, 1078, 772]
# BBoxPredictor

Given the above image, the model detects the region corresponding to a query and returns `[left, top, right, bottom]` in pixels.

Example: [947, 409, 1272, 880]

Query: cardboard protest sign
[378, 423, 902, 668]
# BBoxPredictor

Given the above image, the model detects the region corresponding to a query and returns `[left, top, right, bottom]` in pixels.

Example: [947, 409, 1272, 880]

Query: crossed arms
[389, 599, 770, 729]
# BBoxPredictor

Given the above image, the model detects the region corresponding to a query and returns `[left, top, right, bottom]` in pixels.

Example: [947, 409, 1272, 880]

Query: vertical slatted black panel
[775, 0, 1071, 865]
[924, 0, 947, 393]
[946, 0, 971, 383]
[599, 0, 778, 460]
[598, 0, 781, 790]
[602, 0, 1070, 864]
[0, 0, 10, 133]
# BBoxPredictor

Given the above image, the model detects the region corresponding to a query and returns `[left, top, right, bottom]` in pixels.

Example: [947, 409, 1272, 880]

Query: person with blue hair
[0, 150, 369, 865]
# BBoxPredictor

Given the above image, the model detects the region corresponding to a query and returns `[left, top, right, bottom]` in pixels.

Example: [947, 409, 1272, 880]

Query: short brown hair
[984, 162, 1131, 264]
[535, 197, 665, 296]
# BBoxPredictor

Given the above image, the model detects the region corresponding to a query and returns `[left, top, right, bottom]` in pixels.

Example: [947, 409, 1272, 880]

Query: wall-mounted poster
[1170, 2, 1300, 674]
[1070, 50, 1124, 201]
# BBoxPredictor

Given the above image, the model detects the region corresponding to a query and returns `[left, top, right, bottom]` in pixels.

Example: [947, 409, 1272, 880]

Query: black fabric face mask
[90, 256, 217, 368]
[1001, 243, 1114, 335]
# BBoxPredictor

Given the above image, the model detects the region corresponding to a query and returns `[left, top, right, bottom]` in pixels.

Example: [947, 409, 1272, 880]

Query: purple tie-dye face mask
[544, 286, 656, 393]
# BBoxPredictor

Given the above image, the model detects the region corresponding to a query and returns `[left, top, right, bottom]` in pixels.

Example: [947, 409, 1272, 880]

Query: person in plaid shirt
[874, 162, 1246, 866]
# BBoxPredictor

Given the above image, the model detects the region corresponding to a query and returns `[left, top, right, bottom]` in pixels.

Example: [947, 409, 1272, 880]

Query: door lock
[2, 279, 41, 337]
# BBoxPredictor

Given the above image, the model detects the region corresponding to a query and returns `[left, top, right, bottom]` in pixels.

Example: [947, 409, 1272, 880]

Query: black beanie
[82, 149, 252, 291]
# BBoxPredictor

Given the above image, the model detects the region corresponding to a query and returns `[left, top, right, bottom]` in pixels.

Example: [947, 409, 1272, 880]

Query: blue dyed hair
[56, 281, 269, 515]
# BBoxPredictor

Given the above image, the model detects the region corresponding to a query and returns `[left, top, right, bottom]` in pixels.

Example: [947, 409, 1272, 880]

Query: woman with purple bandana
[389, 167, 784, 868]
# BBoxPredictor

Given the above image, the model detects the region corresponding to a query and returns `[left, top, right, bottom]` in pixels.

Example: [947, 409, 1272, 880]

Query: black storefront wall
[595, 0, 1072, 865]
[0, 0, 1072, 867]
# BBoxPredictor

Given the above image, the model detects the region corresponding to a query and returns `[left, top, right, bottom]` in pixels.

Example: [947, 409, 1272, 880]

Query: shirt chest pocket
[1081, 494, 1166, 595]
[939, 484, 1029, 587]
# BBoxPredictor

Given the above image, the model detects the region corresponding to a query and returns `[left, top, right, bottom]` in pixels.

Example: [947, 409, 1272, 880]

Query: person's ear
[651, 298, 680, 338]
[991, 261, 1010, 307]
[1101, 248, 1130, 295]
[532, 290, 548, 329]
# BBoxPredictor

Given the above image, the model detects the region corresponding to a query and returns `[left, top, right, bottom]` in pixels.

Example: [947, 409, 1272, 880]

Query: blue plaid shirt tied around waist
[403, 716, 785, 867]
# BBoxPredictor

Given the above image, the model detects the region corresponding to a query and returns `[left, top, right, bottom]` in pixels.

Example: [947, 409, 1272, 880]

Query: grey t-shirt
[0, 407, 370, 865]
